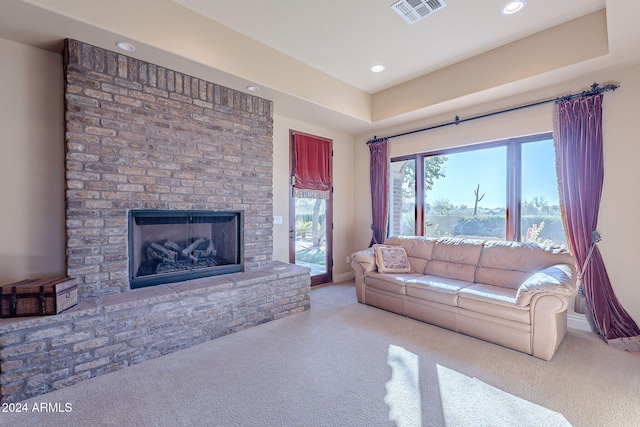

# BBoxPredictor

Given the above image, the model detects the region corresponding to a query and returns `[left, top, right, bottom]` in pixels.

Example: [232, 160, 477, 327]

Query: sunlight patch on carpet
[385, 345, 422, 427]
[436, 364, 572, 427]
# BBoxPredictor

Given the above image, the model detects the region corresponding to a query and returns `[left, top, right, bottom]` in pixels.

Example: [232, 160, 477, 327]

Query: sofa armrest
[351, 248, 376, 273]
[515, 264, 575, 307]
[351, 248, 376, 303]
[529, 294, 569, 360]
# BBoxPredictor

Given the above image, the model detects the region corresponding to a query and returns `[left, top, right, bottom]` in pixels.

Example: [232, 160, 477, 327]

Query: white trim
[567, 313, 591, 332]
[333, 271, 355, 283]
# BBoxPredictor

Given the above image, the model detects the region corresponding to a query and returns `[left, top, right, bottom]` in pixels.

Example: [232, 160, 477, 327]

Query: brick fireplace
[63, 39, 275, 298]
[0, 40, 310, 403]
[128, 209, 243, 288]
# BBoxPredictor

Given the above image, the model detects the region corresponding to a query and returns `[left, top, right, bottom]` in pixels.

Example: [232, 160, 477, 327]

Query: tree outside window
[389, 134, 566, 247]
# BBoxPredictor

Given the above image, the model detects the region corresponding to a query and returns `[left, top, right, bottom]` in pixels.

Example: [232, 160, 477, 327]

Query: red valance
[292, 133, 332, 199]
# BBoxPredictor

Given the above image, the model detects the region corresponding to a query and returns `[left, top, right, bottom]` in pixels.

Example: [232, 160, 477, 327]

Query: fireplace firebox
[128, 210, 243, 289]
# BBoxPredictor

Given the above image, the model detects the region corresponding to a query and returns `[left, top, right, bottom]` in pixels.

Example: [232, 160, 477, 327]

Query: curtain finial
[367, 135, 387, 145]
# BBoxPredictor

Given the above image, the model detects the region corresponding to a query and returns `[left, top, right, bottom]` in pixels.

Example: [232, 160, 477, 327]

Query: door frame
[289, 129, 333, 286]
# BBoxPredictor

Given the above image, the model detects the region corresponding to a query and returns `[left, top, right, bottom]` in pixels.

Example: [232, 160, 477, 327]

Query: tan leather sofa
[351, 236, 576, 360]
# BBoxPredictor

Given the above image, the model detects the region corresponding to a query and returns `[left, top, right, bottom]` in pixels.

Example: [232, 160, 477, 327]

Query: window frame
[390, 132, 554, 241]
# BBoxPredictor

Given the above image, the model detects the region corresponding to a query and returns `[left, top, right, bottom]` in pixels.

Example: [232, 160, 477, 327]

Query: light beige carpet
[2, 282, 639, 427]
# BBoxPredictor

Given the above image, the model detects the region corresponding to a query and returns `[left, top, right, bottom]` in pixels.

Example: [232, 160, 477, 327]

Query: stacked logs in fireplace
[129, 210, 243, 288]
[139, 238, 218, 276]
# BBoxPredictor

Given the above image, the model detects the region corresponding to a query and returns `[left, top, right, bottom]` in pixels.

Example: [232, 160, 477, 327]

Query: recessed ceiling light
[247, 86, 260, 92]
[501, 1, 526, 15]
[116, 41, 136, 52]
[371, 65, 385, 73]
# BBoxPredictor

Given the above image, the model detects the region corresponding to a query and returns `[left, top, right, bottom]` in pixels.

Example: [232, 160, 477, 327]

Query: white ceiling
[1, 0, 638, 135]
[173, 0, 605, 93]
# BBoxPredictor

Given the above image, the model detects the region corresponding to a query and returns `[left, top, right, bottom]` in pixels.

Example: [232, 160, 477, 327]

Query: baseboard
[567, 312, 591, 332]
[333, 271, 354, 283]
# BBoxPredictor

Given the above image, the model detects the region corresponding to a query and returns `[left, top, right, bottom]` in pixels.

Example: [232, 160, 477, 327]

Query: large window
[390, 133, 566, 247]
[389, 158, 416, 236]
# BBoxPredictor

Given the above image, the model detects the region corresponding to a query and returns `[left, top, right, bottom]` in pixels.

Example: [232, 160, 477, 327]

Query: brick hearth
[0, 40, 311, 403]
[0, 263, 309, 403]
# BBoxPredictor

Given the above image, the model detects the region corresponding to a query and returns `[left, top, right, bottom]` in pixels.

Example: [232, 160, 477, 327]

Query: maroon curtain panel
[554, 94, 640, 351]
[368, 139, 390, 247]
[292, 133, 332, 199]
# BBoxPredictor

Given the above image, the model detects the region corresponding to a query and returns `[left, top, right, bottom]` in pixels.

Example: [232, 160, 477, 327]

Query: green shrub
[454, 215, 505, 238]
[452, 214, 565, 244]
[522, 215, 565, 244]
[295, 213, 325, 223]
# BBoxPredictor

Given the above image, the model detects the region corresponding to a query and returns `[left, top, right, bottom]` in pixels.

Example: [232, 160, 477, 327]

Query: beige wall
[598, 63, 640, 326]
[272, 115, 355, 281]
[0, 38, 65, 285]
[2, 34, 639, 324]
[354, 63, 640, 324]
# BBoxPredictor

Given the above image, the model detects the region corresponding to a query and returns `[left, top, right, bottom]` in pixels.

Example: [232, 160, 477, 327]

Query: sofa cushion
[458, 283, 530, 324]
[423, 238, 484, 282]
[406, 275, 472, 306]
[373, 244, 413, 273]
[364, 271, 420, 295]
[475, 241, 574, 290]
[384, 236, 435, 273]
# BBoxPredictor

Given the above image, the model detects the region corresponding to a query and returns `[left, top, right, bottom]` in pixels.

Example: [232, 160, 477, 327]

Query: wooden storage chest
[0, 278, 77, 318]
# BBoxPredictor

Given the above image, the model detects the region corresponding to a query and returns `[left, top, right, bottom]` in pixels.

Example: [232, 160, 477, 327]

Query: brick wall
[64, 39, 274, 298]
[0, 262, 310, 403]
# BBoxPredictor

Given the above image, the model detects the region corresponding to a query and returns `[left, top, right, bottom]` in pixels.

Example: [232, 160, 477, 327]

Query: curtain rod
[366, 82, 620, 145]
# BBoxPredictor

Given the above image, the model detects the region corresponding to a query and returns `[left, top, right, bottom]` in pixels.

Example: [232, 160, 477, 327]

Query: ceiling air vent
[391, 0, 447, 25]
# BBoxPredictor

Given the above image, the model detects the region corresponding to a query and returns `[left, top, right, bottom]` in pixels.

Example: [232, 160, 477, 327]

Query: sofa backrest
[383, 236, 575, 289]
[384, 236, 435, 273]
[475, 240, 575, 290]
[423, 237, 485, 282]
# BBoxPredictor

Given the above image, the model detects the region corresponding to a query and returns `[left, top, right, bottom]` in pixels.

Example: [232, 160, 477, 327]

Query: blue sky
[425, 139, 559, 209]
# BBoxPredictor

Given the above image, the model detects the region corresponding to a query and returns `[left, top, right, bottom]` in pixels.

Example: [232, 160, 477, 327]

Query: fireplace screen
[128, 210, 243, 288]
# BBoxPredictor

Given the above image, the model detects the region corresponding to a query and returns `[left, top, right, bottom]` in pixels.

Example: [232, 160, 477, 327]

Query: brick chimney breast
[64, 39, 274, 299]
